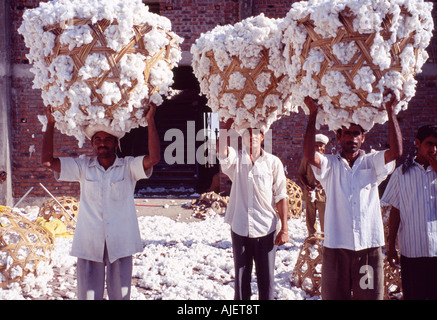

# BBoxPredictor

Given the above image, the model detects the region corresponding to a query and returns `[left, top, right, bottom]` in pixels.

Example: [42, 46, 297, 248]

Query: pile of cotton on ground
[282, 0, 434, 131]
[18, 0, 182, 147]
[0, 206, 314, 300]
[191, 14, 297, 134]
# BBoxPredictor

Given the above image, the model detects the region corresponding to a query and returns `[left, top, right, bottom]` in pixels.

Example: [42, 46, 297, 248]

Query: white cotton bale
[18, 0, 183, 146]
[281, 0, 434, 131]
[191, 14, 298, 134]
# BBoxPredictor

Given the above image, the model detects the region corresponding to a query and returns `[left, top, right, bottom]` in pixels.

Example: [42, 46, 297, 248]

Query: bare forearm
[386, 110, 403, 163]
[41, 121, 60, 172]
[218, 119, 233, 159]
[274, 198, 289, 246]
[144, 119, 160, 167]
[303, 111, 319, 167]
[276, 198, 289, 232]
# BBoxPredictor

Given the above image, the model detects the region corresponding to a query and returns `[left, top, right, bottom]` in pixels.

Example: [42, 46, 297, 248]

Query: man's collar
[412, 156, 434, 172]
[336, 149, 365, 160]
[88, 156, 123, 169]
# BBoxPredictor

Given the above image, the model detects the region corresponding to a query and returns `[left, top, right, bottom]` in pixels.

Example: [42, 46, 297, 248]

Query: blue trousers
[231, 231, 277, 300]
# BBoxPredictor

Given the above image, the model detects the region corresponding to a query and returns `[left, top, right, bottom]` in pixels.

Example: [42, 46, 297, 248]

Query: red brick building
[0, 0, 436, 204]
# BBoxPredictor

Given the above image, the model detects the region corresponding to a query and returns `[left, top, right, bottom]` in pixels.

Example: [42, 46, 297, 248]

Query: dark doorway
[118, 66, 219, 196]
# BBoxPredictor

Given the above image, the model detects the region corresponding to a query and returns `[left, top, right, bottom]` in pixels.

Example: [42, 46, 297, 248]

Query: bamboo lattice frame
[292, 6, 418, 111]
[290, 206, 403, 299]
[383, 255, 402, 300]
[381, 205, 402, 299]
[205, 48, 290, 117]
[286, 178, 303, 219]
[291, 233, 324, 297]
[38, 196, 79, 232]
[42, 17, 180, 117]
[0, 209, 55, 288]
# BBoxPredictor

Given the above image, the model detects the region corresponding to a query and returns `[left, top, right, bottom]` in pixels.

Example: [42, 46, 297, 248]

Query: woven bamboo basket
[42, 17, 180, 118]
[204, 48, 290, 120]
[38, 197, 79, 232]
[0, 208, 55, 288]
[289, 6, 421, 112]
[381, 204, 402, 299]
[290, 205, 403, 299]
[383, 255, 402, 300]
[291, 233, 324, 297]
[286, 178, 303, 219]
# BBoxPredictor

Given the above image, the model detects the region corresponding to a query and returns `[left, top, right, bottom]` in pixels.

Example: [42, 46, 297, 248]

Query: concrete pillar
[0, 0, 13, 206]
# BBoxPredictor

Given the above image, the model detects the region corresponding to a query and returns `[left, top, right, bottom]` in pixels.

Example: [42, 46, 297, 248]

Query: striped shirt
[381, 160, 437, 258]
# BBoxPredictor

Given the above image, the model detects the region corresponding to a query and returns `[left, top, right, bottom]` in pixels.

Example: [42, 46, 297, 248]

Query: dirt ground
[134, 197, 203, 222]
[12, 195, 204, 223]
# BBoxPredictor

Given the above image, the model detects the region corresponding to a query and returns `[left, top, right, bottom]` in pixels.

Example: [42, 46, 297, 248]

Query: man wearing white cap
[41, 104, 160, 300]
[298, 133, 329, 236]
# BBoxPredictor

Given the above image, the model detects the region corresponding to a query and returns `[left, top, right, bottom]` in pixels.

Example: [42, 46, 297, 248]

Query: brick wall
[160, 0, 240, 52]
[7, 0, 437, 199]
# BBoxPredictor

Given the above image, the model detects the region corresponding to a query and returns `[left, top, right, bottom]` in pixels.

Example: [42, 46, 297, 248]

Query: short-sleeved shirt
[56, 156, 151, 263]
[219, 147, 288, 238]
[311, 150, 395, 250]
[381, 161, 437, 258]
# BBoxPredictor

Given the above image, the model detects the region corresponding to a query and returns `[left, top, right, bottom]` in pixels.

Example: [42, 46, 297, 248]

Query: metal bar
[39, 183, 77, 222]
[13, 187, 34, 208]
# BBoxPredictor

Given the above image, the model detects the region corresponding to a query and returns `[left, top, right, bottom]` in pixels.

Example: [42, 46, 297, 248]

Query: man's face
[91, 131, 118, 158]
[315, 142, 326, 154]
[242, 128, 264, 150]
[415, 135, 437, 164]
[337, 125, 365, 154]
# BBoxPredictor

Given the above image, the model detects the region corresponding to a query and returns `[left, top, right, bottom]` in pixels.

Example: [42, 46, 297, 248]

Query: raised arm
[41, 106, 61, 173]
[142, 104, 161, 172]
[217, 118, 234, 159]
[384, 92, 403, 164]
[303, 97, 321, 169]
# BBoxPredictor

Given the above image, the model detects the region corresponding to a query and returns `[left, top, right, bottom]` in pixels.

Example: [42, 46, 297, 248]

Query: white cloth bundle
[281, 0, 434, 131]
[191, 14, 297, 134]
[19, 0, 183, 146]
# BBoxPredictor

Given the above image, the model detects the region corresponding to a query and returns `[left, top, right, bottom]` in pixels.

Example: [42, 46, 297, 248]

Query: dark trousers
[400, 255, 437, 300]
[321, 246, 384, 300]
[231, 231, 277, 300]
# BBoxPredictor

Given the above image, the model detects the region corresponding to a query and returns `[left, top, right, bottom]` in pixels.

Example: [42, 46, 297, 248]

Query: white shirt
[56, 156, 152, 263]
[219, 147, 288, 238]
[381, 160, 437, 258]
[311, 150, 395, 250]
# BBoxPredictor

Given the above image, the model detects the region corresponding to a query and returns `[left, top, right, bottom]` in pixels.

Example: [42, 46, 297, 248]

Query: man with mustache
[41, 104, 160, 300]
[382, 124, 437, 299]
[303, 94, 402, 300]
